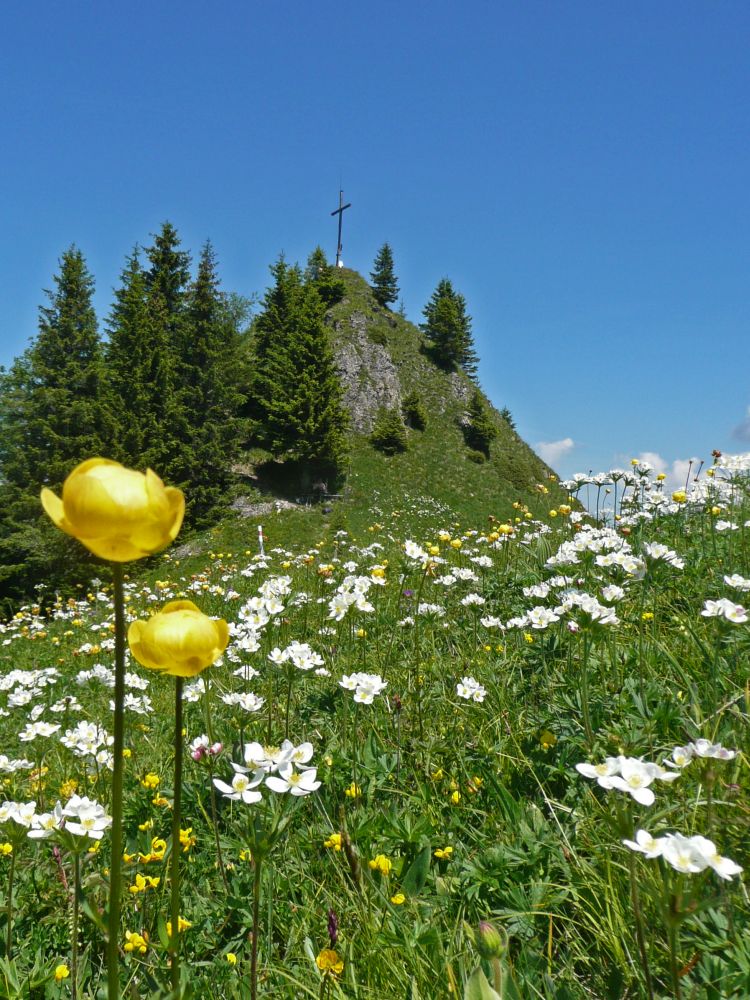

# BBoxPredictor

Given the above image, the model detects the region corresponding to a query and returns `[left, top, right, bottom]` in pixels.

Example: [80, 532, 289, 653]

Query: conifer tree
[105, 250, 152, 462]
[421, 278, 478, 377]
[0, 248, 108, 598]
[107, 224, 191, 481]
[370, 243, 400, 308]
[248, 258, 348, 486]
[370, 406, 408, 454]
[464, 389, 497, 457]
[401, 390, 427, 431]
[171, 242, 244, 522]
[305, 246, 344, 307]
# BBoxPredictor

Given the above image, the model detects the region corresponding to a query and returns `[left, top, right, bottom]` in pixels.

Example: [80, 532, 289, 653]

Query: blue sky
[1, 1, 748, 484]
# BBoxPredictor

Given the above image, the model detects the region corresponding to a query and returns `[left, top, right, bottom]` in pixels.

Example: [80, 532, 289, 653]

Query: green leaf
[463, 966, 501, 1000]
[401, 845, 431, 896]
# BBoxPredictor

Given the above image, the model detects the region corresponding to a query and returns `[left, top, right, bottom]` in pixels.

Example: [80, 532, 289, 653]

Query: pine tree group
[106, 225, 244, 524]
[0, 227, 494, 605]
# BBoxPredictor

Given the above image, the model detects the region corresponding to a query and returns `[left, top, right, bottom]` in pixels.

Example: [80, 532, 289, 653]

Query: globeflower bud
[41, 458, 184, 562]
[476, 921, 505, 960]
[128, 601, 229, 678]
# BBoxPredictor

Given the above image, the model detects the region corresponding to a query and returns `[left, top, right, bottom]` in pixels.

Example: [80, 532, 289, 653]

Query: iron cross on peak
[330, 189, 351, 268]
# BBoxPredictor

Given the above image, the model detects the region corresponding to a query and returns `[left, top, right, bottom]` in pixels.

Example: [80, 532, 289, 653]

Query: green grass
[0, 461, 748, 998]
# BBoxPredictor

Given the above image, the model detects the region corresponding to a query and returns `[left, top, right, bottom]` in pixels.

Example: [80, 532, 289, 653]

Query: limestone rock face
[333, 311, 402, 433]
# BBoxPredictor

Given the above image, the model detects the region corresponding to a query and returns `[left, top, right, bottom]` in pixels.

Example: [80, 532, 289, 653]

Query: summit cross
[330, 189, 351, 268]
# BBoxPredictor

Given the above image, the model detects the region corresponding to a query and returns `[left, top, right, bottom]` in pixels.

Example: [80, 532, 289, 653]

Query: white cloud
[732, 406, 750, 442]
[536, 437, 574, 467]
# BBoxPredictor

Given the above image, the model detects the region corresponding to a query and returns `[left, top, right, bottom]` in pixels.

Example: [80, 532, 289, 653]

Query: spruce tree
[0, 248, 109, 599]
[248, 259, 348, 487]
[305, 246, 344, 307]
[401, 391, 427, 431]
[370, 406, 408, 454]
[421, 278, 478, 377]
[105, 250, 152, 462]
[464, 389, 497, 457]
[370, 243, 400, 307]
[172, 242, 244, 522]
[107, 224, 190, 481]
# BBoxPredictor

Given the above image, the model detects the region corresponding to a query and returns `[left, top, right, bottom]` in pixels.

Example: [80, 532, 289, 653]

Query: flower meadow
[0, 456, 748, 998]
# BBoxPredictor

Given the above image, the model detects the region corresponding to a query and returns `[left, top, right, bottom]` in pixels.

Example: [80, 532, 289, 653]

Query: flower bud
[128, 601, 228, 678]
[476, 921, 505, 960]
[41, 458, 184, 562]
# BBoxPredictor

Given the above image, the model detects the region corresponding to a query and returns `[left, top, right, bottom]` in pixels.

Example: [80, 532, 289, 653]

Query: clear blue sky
[1, 1, 748, 484]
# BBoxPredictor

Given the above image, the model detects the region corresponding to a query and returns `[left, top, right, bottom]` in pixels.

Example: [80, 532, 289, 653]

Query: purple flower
[327, 908, 338, 947]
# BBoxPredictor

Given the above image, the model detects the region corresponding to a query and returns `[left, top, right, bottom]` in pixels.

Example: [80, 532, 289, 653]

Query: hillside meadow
[0, 455, 748, 999]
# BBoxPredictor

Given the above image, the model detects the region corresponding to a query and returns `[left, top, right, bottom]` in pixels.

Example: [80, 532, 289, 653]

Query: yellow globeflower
[128, 601, 229, 678]
[41, 458, 184, 562]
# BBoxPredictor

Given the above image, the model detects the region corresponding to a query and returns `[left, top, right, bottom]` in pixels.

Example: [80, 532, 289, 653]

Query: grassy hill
[213, 267, 566, 560]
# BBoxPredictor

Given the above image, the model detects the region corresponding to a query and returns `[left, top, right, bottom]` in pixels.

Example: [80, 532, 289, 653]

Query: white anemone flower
[622, 829, 666, 858]
[28, 802, 65, 840]
[213, 771, 264, 804]
[63, 798, 112, 840]
[265, 764, 321, 796]
[689, 739, 736, 761]
[242, 742, 293, 773]
[665, 745, 694, 769]
[575, 758, 620, 788]
[10, 801, 38, 828]
[660, 834, 709, 874]
[456, 677, 487, 703]
[689, 836, 744, 881]
[604, 757, 662, 805]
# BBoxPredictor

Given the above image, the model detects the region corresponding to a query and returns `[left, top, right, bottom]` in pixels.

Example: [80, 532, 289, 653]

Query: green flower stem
[207, 759, 230, 896]
[5, 847, 15, 958]
[284, 665, 294, 739]
[72, 852, 80, 1000]
[170, 676, 184, 995]
[627, 851, 655, 1000]
[250, 856, 263, 1000]
[616, 802, 654, 1000]
[580, 631, 594, 746]
[202, 682, 230, 894]
[107, 562, 127, 1000]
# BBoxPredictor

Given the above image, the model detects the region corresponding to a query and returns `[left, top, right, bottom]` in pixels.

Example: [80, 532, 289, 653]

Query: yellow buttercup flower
[324, 832, 342, 851]
[128, 601, 229, 678]
[41, 458, 184, 562]
[54, 964, 70, 982]
[390, 892, 406, 905]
